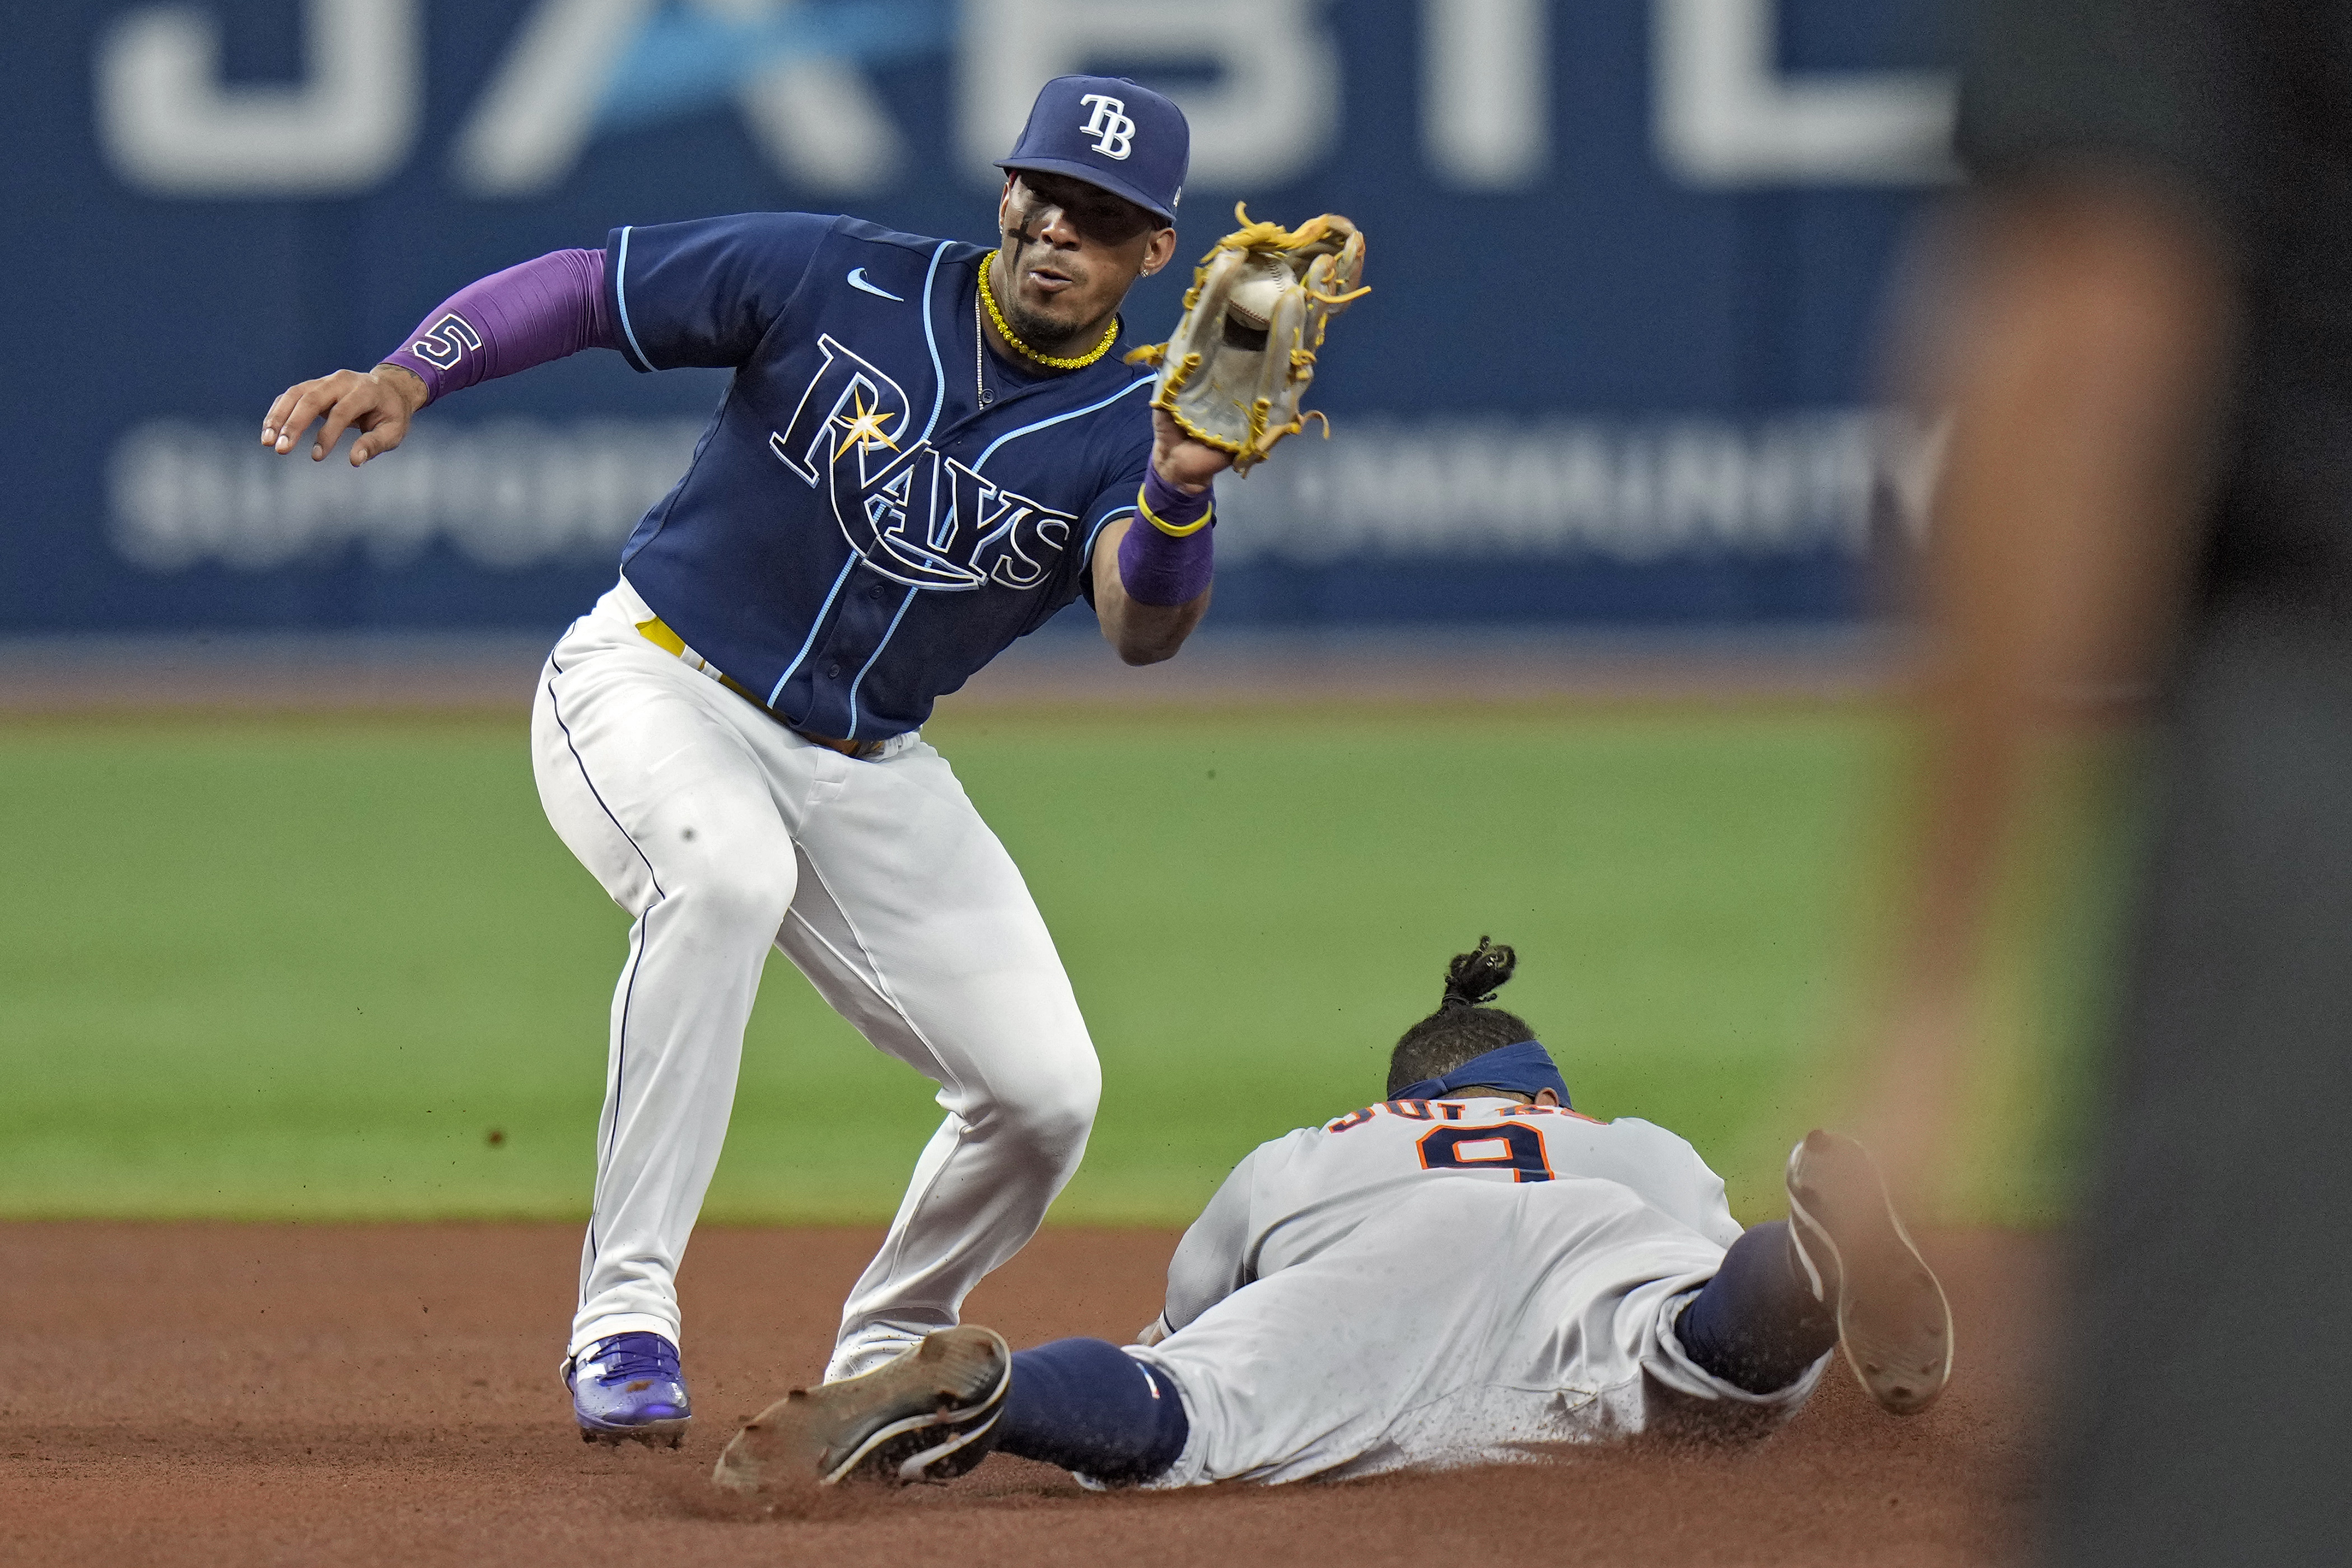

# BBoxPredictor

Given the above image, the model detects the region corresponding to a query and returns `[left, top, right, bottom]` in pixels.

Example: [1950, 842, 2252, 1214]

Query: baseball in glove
[1126, 206, 1368, 475]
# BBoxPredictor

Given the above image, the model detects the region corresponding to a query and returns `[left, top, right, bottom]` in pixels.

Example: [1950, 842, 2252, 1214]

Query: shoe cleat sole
[712, 1326, 1010, 1494]
[1786, 1129, 1954, 1416]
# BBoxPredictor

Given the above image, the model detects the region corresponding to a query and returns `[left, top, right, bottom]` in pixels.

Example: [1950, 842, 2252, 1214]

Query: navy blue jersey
[602, 213, 1155, 739]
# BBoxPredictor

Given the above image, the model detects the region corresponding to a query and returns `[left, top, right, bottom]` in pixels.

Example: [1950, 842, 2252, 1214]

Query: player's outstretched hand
[262, 364, 429, 466]
[1149, 407, 1232, 493]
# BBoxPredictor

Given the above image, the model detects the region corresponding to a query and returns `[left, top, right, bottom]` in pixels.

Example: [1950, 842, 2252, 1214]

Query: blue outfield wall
[2, 0, 1949, 634]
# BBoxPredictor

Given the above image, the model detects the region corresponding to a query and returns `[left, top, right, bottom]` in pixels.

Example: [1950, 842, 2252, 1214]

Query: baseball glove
[1126, 206, 1368, 475]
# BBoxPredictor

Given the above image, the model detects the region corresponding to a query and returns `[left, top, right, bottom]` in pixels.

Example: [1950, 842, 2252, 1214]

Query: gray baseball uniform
[1129, 1098, 1825, 1485]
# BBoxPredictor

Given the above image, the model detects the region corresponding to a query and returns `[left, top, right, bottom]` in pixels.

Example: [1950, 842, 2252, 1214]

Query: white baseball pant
[531, 577, 1100, 1376]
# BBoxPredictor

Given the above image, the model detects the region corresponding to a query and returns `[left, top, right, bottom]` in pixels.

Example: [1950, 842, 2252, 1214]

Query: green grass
[0, 705, 2112, 1227]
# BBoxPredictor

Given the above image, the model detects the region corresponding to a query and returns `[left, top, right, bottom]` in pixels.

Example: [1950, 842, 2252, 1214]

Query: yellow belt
[634, 615, 885, 759]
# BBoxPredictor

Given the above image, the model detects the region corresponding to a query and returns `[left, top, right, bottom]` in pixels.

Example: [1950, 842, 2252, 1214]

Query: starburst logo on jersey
[830, 388, 901, 459]
[770, 335, 1076, 592]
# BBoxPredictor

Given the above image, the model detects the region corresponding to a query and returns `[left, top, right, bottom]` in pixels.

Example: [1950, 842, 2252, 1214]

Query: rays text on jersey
[770, 334, 1076, 593]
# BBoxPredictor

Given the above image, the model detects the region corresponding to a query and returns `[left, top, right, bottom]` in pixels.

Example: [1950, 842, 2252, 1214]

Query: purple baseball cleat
[565, 1332, 692, 1445]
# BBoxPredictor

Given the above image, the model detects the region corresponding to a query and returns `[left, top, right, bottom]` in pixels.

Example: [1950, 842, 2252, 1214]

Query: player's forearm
[1096, 470, 1215, 662]
[1159, 1237, 1236, 1333]
[1097, 550, 1210, 664]
[1862, 184, 2229, 1192]
[1157, 1158, 1258, 1332]
[379, 248, 620, 404]
[1903, 187, 2227, 987]
[1098, 566, 1208, 664]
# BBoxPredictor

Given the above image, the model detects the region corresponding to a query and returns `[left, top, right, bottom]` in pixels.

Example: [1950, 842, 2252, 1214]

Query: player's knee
[997, 1051, 1100, 1155]
[670, 833, 798, 934]
[1009, 1091, 1095, 1162]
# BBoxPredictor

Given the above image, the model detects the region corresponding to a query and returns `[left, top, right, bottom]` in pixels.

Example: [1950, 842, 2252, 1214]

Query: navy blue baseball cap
[996, 76, 1189, 226]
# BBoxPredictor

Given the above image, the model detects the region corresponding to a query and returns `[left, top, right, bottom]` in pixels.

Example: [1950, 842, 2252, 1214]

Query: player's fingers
[269, 385, 336, 456]
[310, 387, 372, 462]
[264, 380, 328, 447]
[349, 408, 408, 466]
[261, 382, 311, 445]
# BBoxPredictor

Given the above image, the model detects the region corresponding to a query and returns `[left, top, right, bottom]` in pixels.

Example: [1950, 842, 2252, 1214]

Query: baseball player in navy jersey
[713, 940, 1956, 1494]
[260, 77, 1235, 1443]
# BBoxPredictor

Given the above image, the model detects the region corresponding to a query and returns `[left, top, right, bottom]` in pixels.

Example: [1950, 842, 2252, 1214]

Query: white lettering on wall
[107, 415, 1933, 575]
[452, 0, 648, 198]
[88, 1, 1958, 200]
[109, 420, 707, 572]
[1422, 0, 1549, 190]
[96, 0, 420, 195]
[732, 50, 908, 194]
[1215, 412, 1930, 563]
[1653, 0, 1955, 186]
[959, 0, 1338, 188]
[453, 0, 904, 198]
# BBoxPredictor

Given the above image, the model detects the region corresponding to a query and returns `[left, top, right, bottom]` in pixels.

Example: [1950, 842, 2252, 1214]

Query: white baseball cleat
[1784, 1130, 1954, 1416]
[712, 1326, 1011, 1494]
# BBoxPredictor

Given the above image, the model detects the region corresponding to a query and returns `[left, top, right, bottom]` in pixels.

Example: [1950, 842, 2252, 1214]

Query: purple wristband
[382, 248, 619, 403]
[1117, 468, 1215, 606]
[1139, 465, 1211, 531]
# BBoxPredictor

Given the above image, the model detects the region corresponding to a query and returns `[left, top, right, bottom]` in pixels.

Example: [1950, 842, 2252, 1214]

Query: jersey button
[825, 661, 842, 678]
[869, 586, 886, 601]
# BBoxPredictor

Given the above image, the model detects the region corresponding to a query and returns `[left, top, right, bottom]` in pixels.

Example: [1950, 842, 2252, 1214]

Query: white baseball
[1224, 255, 1291, 331]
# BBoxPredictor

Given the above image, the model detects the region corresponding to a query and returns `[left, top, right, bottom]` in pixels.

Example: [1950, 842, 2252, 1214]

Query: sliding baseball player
[714, 940, 1953, 1490]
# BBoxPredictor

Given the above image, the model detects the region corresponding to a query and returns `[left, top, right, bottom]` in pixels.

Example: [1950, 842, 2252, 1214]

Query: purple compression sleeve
[1116, 466, 1214, 606]
[381, 249, 619, 403]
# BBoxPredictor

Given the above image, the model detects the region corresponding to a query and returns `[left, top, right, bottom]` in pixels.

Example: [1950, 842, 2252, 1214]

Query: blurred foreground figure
[1867, 2, 2352, 1561]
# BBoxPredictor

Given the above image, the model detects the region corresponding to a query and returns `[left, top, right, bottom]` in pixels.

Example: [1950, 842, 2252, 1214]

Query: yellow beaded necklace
[978, 250, 1119, 371]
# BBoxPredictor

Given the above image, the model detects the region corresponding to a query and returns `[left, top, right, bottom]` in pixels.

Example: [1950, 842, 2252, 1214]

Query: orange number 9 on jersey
[1417, 1123, 1557, 1183]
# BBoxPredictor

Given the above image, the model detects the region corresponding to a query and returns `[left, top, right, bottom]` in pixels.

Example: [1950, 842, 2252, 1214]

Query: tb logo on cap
[1079, 93, 1137, 160]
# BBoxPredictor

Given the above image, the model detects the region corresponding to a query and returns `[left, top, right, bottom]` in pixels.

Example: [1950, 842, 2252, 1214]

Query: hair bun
[1440, 936, 1517, 1010]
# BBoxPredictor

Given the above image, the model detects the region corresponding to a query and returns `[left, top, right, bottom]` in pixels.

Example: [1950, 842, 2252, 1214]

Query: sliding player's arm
[1136, 1146, 1263, 1343]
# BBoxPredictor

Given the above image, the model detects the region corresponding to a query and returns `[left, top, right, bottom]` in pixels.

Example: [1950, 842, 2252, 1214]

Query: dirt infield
[3, 1223, 2050, 1567]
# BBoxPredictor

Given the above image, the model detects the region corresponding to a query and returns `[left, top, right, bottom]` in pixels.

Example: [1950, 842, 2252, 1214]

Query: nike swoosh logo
[847, 268, 904, 302]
